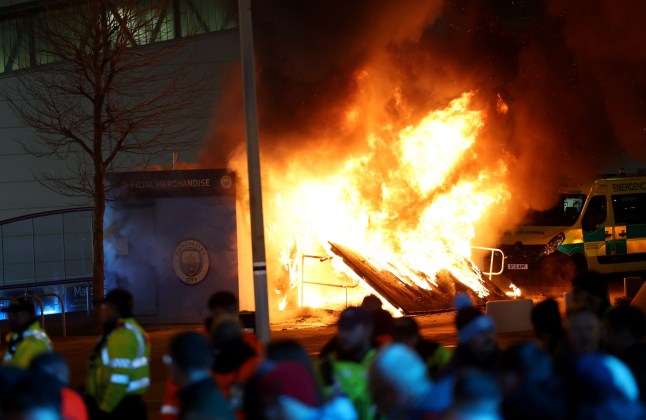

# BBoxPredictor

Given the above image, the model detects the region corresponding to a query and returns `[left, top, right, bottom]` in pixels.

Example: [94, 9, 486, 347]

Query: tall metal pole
[238, 0, 270, 343]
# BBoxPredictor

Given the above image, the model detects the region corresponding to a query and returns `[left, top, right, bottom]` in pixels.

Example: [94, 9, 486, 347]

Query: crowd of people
[1, 270, 646, 419]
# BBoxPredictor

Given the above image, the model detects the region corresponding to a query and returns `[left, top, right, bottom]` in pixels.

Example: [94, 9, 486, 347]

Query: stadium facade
[0, 0, 254, 316]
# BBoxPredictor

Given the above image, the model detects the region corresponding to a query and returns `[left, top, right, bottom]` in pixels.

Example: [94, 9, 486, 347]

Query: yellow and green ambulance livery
[498, 175, 646, 277]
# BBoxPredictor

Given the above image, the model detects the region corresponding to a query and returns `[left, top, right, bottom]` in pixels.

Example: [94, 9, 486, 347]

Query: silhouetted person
[499, 342, 566, 420]
[161, 291, 263, 420]
[2, 298, 52, 368]
[30, 352, 88, 420]
[566, 307, 601, 355]
[571, 271, 611, 317]
[318, 307, 377, 419]
[432, 294, 500, 414]
[446, 369, 502, 419]
[361, 295, 393, 346]
[85, 288, 150, 418]
[369, 343, 434, 418]
[4, 369, 61, 420]
[390, 316, 451, 380]
[570, 353, 646, 419]
[165, 332, 234, 420]
[210, 317, 262, 410]
[605, 305, 646, 403]
[441, 294, 499, 378]
[531, 298, 565, 357]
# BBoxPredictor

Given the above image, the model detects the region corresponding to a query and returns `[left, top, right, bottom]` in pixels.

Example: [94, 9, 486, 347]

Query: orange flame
[264, 91, 514, 313]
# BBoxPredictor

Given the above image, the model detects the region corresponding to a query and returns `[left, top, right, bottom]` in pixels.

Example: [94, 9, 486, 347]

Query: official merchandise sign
[173, 239, 210, 285]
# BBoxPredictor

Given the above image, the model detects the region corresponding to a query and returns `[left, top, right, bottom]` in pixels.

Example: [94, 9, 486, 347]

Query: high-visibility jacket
[86, 317, 151, 413]
[3, 320, 52, 368]
[319, 348, 378, 420]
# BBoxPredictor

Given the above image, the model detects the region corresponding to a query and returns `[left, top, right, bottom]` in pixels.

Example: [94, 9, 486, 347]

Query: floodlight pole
[238, 0, 270, 343]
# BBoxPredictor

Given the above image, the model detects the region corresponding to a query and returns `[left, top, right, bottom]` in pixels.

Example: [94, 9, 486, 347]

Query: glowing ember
[259, 92, 515, 312]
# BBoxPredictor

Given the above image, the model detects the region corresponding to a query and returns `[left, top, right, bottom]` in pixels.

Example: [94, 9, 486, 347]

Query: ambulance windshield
[521, 194, 587, 226]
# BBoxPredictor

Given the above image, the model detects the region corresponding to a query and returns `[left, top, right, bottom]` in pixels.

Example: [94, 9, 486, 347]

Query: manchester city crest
[173, 239, 210, 285]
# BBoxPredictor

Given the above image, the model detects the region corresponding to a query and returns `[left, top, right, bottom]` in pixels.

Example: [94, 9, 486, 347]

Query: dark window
[582, 195, 607, 232]
[612, 193, 646, 225]
[0, 0, 237, 75]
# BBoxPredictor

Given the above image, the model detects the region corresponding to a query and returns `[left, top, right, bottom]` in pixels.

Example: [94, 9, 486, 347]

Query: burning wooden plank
[329, 242, 509, 314]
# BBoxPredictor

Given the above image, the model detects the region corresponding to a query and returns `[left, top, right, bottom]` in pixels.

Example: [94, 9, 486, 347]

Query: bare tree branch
[0, 0, 223, 310]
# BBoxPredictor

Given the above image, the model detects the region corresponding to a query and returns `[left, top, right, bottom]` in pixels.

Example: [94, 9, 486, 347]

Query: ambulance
[496, 174, 646, 279]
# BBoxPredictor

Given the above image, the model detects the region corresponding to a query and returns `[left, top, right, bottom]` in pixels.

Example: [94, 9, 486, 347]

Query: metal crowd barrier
[0, 293, 67, 337]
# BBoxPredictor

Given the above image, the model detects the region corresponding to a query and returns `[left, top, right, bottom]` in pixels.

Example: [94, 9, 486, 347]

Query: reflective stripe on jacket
[86, 318, 151, 413]
[3, 321, 52, 368]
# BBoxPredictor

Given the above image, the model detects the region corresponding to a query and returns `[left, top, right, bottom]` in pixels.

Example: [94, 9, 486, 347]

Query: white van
[495, 175, 646, 279]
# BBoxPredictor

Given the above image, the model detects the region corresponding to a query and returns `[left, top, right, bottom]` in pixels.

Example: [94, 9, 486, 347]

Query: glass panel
[33, 7, 77, 66]
[1, 0, 234, 74]
[582, 195, 608, 233]
[0, 16, 32, 72]
[180, 0, 237, 37]
[2, 219, 35, 284]
[33, 214, 65, 281]
[0, 225, 3, 285]
[63, 211, 94, 279]
[109, 1, 176, 46]
[612, 194, 646, 226]
[0, 19, 7, 72]
[150, 1, 175, 42]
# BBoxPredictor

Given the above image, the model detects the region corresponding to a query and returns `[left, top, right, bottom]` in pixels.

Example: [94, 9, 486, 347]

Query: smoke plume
[203, 0, 646, 196]
[200, 0, 646, 309]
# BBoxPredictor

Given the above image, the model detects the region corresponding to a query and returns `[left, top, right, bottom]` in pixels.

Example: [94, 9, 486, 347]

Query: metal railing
[298, 247, 505, 308]
[299, 254, 360, 308]
[471, 246, 505, 281]
[36, 293, 66, 337]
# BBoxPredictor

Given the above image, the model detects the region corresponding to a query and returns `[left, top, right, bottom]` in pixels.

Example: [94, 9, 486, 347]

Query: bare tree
[2, 0, 218, 311]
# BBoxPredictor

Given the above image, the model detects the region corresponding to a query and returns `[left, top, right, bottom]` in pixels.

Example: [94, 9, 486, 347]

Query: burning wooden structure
[329, 242, 509, 314]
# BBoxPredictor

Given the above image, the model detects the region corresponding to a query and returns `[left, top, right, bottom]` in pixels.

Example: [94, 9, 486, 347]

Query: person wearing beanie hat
[605, 305, 646, 404]
[391, 316, 452, 380]
[165, 332, 234, 420]
[369, 343, 435, 418]
[85, 288, 150, 418]
[259, 362, 318, 408]
[317, 306, 378, 420]
[2, 298, 52, 368]
[455, 294, 497, 361]
[425, 294, 501, 415]
[440, 294, 499, 378]
[571, 353, 646, 419]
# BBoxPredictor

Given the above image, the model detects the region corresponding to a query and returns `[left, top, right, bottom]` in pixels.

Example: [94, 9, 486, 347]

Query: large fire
[248, 91, 516, 315]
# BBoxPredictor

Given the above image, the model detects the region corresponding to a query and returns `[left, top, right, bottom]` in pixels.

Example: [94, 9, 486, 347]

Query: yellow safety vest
[3, 320, 52, 368]
[86, 318, 151, 413]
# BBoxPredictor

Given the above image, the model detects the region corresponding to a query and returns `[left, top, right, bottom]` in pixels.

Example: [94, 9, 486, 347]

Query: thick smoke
[203, 0, 646, 199]
[200, 1, 646, 307]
